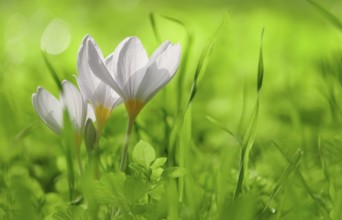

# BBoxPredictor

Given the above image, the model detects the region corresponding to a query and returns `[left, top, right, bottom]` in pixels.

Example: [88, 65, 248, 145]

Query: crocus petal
[61, 80, 87, 132]
[87, 39, 124, 97]
[93, 81, 123, 109]
[105, 37, 131, 79]
[148, 41, 172, 66]
[77, 35, 123, 111]
[135, 65, 170, 102]
[86, 103, 96, 122]
[136, 43, 182, 102]
[77, 35, 100, 104]
[32, 87, 63, 134]
[117, 37, 149, 85]
[116, 37, 149, 99]
[155, 43, 181, 76]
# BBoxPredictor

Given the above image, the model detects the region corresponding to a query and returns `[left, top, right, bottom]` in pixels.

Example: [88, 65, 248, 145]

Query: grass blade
[233, 98, 259, 200]
[242, 98, 259, 185]
[272, 141, 330, 217]
[161, 15, 194, 107]
[206, 115, 236, 138]
[149, 13, 161, 43]
[188, 16, 226, 105]
[13, 123, 35, 144]
[257, 28, 265, 93]
[178, 106, 192, 202]
[308, 0, 342, 31]
[234, 29, 264, 199]
[263, 148, 303, 212]
[42, 52, 62, 91]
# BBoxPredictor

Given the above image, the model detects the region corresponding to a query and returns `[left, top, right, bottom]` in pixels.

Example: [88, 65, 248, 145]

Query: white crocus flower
[33, 80, 89, 173]
[84, 35, 181, 171]
[86, 35, 181, 121]
[76, 35, 122, 133]
[32, 80, 88, 139]
[32, 86, 63, 134]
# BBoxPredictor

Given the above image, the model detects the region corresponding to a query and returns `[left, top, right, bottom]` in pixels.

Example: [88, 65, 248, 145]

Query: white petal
[123, 66, 147, 99]
[32, 86, 63, 134]
[76, 76, 94, 105]
[61, 80, 87, 132]
[105, 37, 131, 77]
[87, 38, 124, 97]
[148, 41, 172, 66]
[116, 37, 148, 94]
[106, 88, 123, 109]
[93, 81, 123, 110]
[135, 43, 181, 102]
[77, 35, 124, 113]
[77, 35, 101, 103]
[135, 64, 170, 102]
[86, 103, 96, 122]
[155, 43, 181, 76]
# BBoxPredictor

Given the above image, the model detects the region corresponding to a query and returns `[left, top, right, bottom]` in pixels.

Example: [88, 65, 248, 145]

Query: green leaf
[163, 167, 187, 178]
[148, 183, 165, 200]
[129, 163, 147, 176]
[132, 140, 156, 168]
[95, 173, 126, 207]
[150, 157, 167, 169]
[123, 176, 149, 202]
[53, 206, 87, 220]
[151, 167, 164, 181]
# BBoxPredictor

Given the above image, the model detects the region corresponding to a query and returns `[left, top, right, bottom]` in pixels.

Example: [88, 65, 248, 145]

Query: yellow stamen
[95, 105, 111, 132]
[124, 99, 145, 121]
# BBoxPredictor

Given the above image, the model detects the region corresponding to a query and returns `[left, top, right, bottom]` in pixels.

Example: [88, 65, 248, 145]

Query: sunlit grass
[2, 0, 342, 219]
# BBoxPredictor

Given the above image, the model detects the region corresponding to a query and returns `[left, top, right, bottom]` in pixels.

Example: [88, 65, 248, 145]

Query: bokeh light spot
[40, 19, 71, 55]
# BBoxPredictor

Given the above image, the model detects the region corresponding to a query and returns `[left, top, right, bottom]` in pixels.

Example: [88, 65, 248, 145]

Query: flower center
[124, 99, 145, 121]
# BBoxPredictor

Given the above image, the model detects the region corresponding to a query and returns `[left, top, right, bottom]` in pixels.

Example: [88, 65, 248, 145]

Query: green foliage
[132, 140, 156, 169]
[3, 1, 342, 219]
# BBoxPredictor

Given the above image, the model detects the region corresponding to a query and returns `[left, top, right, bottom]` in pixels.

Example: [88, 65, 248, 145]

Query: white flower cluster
[32, 35, 181, 137]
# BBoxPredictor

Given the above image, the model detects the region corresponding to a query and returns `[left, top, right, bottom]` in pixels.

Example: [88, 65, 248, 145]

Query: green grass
[2, 0, 342, 219]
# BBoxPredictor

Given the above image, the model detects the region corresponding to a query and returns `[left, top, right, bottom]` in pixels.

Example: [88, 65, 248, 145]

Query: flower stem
[76, 149, 83, 175]
[93, 130, 101, 179]
[75, 135, 83, 175]
[120, 117, 134, 172]
[65, 143, 75, 201]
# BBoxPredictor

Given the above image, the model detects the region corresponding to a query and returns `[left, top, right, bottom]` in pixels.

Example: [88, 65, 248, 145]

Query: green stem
[93, 130, 101, 179]
[76, 148, 83, 176]
[120, 117, 134, 172]
[65, 145, 75, 201]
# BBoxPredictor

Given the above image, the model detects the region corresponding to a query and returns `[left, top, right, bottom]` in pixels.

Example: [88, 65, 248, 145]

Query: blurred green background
[1, 0, 342, 219]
